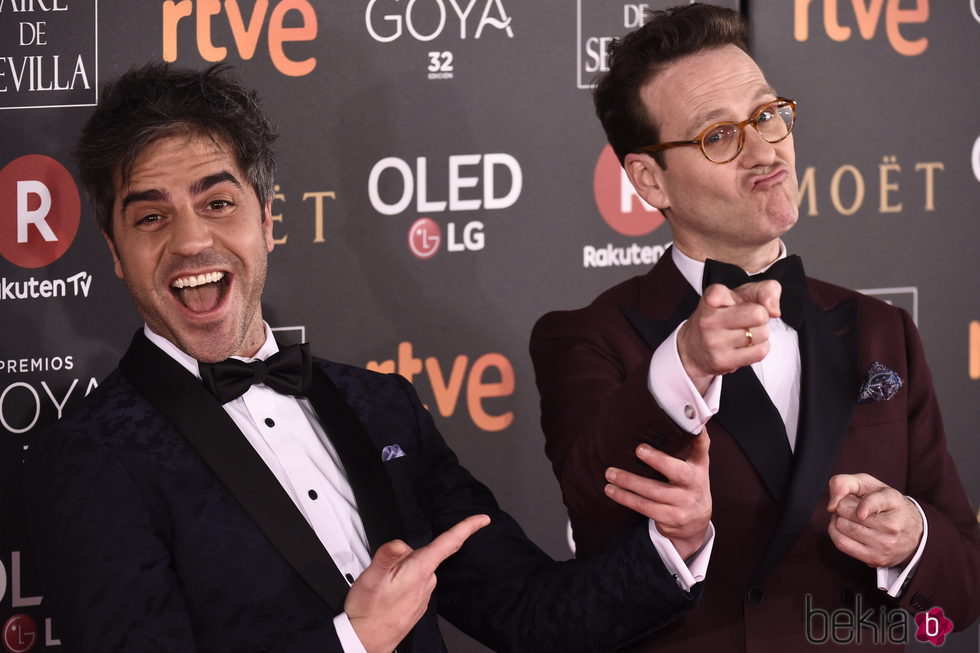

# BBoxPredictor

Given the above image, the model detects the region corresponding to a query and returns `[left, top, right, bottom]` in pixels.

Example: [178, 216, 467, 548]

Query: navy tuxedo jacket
[530, 253, 980, 652]
[26, 331, 698, 652]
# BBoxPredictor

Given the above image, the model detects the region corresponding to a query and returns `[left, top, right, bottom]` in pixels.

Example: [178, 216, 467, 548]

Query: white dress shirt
[145, 324, 368, 652]
[647, 244, 926, 597]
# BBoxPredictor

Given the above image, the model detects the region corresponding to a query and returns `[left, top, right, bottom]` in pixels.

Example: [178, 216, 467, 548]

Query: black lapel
[306, 365, 406, 553]
[715, 368, 793, 504]
[624, 288, 793, 503]
[621, 287, 699, 350]
[752, 296, 859, 583]
[119, 331, 351, 613]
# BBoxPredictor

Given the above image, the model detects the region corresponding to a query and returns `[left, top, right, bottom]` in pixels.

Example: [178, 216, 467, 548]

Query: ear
[102, 231, 124, 280]
[262, 198, 275, 253]
[623, 153, 671, 210]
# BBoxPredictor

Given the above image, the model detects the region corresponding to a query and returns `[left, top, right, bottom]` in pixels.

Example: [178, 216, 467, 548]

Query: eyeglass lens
[702, 102, 794, 163]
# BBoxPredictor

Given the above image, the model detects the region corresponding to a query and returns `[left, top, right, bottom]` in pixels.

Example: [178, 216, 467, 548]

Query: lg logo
[408, 218, 441, 259]
[2, 615, 37, 653]
[0, 155, 80, 268]
[370, 153, 520, 259]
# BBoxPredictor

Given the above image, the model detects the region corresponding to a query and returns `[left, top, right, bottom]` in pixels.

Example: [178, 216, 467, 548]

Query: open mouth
[170, 271, 229, 313]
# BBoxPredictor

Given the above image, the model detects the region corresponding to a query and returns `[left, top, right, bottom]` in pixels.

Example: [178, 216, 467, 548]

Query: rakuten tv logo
[0, 155, 80, 268]
[593, 144, 663, 236]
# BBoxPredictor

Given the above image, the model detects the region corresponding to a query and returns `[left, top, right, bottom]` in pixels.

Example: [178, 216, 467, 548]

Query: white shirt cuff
[876, 497, 928, 598]
[334, 612, 368, 653]
[648, 322, 721, 433]
[647, 520, 715, 591]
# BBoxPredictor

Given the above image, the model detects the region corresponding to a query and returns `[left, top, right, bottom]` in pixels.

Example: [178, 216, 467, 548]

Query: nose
[168, 208, 214, 257]
[739, 125, 778, 169]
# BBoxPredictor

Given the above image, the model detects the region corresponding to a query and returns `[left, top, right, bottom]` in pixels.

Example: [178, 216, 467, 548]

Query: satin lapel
[622, 251, 701, 350]
[752, 295, 858, 583]
[118, 331, 351, 613]
[623, 254, 792, 503]
[622, 292, 698, 351]
[715, 367, 793, 504]
[306, 366, 406, 553]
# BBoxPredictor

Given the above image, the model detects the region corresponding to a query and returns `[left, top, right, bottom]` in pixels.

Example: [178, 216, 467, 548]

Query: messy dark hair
[594, 3, 749, 167]
[76, 63, 277, 238]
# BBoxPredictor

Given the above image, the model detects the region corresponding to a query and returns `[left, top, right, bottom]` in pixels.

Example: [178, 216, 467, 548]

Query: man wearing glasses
[530, 4, 979, 651]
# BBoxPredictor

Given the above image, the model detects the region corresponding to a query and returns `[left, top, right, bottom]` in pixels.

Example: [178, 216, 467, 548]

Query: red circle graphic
[2, 614, 38, 653]
[408, 217, 442, 260]
[0, 154, 81, 269]
[593, 144, 664, 237]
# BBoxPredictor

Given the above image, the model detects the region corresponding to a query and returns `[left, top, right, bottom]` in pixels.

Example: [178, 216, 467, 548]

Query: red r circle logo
[0, 154, 81, 269]
[2, 614, 38, 653]
[593, 144, 664, 237]
[408, 217, 441, 259]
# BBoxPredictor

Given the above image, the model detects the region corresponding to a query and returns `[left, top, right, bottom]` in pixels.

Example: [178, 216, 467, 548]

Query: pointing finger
[702, 284, 739, 309]
[733, 280, 782, 318]
[410, 514, 490, 572]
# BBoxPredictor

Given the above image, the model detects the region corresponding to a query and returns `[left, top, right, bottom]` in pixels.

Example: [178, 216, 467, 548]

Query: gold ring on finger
[744, 329, 753, 347]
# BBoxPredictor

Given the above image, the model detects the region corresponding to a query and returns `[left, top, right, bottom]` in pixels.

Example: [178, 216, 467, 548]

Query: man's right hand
[345, 514, 490, 653]
[604, 430, 711, 560]
[677, 280, 782, 394]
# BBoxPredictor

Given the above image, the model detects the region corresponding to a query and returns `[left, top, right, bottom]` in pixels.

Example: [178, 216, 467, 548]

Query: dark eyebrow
[120, 172, 244, 214]
[120, 188, 168, 213]
[191, 171, 243, 196]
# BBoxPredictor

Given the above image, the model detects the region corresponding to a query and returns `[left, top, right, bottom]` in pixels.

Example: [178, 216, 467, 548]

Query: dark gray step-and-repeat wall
[1, 1, 977, 651]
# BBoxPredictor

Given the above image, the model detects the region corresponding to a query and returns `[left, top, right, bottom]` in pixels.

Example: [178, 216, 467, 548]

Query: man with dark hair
[25, 62, 707, 653]
[531, 4, 979, 651]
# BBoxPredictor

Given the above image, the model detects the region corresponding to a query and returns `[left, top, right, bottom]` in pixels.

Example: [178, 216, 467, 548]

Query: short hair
[76, 63, 278, 238]
[593, 3, 749, 167]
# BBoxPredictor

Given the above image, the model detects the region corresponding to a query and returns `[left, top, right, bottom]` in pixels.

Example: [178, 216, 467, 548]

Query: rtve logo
[0, 155, 80, 268]
[162, 0, 318, 76]
[593, 144, 663, 237]
[366, 341, 515, 432]
[970, 321, 980, 381]
[368, 153, 522, 259]
[793, 0, 929, 56]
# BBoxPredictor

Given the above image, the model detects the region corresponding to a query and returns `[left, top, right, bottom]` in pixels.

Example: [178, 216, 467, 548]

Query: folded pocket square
[381, 444, 406, 461]
[857, 361, 903, 403]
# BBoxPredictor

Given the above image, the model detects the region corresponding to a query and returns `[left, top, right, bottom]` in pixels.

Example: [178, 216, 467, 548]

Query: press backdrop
[1, 1, 977, 651]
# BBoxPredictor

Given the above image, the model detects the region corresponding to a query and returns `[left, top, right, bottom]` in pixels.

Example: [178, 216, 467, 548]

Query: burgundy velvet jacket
[531, 252, 979, 651]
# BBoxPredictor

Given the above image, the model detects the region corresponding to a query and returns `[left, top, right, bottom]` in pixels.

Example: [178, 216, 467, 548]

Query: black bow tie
[702, 255, 808, 330]
[199, 343, 313, 404]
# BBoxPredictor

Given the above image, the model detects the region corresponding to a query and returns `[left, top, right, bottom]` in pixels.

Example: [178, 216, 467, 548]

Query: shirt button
[345, 573, 355, 585]
[308, 489, 318, 500]
[684, 404, 696, 419]
[264, 417, 275, 427]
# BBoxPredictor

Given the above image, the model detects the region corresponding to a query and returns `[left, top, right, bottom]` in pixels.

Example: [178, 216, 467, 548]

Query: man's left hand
[827, 473, 923, 568]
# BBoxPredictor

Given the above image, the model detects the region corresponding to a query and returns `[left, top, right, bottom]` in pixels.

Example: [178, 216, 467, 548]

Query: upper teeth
[172, 271, 225, 289]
